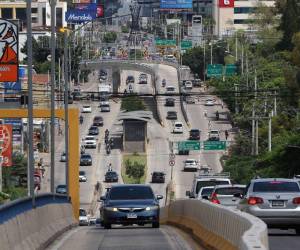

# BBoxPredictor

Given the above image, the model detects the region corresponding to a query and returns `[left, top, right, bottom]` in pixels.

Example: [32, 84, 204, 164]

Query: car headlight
[145, 206, 159, 211]
[105, 207, 118, 212]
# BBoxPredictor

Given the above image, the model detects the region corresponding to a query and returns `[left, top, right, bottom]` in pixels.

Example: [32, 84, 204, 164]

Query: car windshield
[253, 181, 300, 192]
[109, 186, 154, 200]
[196, 180, 230, 194]
[215, 187, 245, 195]
[79, 210, 87, 216]
[79, 171, 85, 175]
[106, 171, 117, 176]
[175, 124, 182, 127]
[81, 154, 91, 159]
[186, 160, 196, 164]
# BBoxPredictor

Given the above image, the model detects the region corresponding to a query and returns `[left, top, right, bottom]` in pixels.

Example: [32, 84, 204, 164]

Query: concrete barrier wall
[0, 194, 77, 250]
[160, 199, 269, 250]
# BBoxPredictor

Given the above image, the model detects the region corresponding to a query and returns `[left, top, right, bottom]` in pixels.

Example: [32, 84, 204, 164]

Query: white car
[82, 105, 92, 113]
[79, 208, 90, 226]
[184, 159, 199, 172]
[166, 86, 175, 94]
[205, 99, 215, 106]
[79, 170, 87, 182]
[173, 122, 183, 133]
[100, 103, 110, 112]
[82, 136, 97, 149]
[197, 186, 215, 200]
[208, 130, 220, 141]
[184, 81, 193, 90]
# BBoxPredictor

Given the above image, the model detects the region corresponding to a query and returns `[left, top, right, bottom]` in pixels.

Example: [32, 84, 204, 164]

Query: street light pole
[210, 42, 213, 64]
[203, 42, 206, 82]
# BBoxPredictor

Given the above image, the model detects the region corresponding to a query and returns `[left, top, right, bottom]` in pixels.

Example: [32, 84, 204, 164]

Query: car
[105, 171, 119, 182]
[100, 184, 163, 229]
[173, 122, 183, 134]
[208, 130, 220, 141]
[79, 171, 87, 182]
[165, 86, 175, 94]
[126, 75, 135, 84]
[151, 172, 165, 183]
[184, 81, 193, 90]
[197, 186, 215, 200]
[165, 98, 175, 107]
[238, 178, 300, 234]
[205, 98, 215, 106]
[79, 208, 90, 226]
[166, 111, 177, 120]
[192, 79, 202, 87]
[93, 116, 103, 126]
[88, 126, 99, 136]
[186, 96, 195, 104]
[56, 184, 67, 194]
[82, 136, 97, 149]
[80, 153, 92, 166]
[82, 105, 92, 113]
[101, 103, 110, 112]
[183, 159, 199, 172]
[99, 96, 109, 107]
[209, 184, 246, 208]
[72, 92, 82, 101]
[178, 149, 189, 155]
[60, 152, 66, 162]
[189, 129, 201, 140]
[139, 73, 148, 84]
[164, 54, 177, 63]
[67, 95, 73, 104]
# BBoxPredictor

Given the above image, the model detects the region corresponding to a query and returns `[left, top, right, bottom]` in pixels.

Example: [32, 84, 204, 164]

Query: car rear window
[253, 181, 300, 192]
[175, 124, 182, 127]
[109, 186, 154, 200]
[215, 187, 245, 195]
[200, 188, 214, 196]
[79, 209, 87, 216]
[196, 180, 230, 194]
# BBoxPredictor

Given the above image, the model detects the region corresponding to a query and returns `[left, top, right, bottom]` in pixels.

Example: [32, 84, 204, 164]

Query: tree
[102, 32, 117, 43]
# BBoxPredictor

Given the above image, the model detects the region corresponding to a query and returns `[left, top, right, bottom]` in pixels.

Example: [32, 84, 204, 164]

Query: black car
[126, 75, 135, 84]
[178, 149, 189, 155]
[165, 98, 175, 107]
[56, 184, 67, 194]
[189, 129, 201, 140]
[151, 172, 165, 183]
[93, 116, 103, 126]
[105, 171, 119, 182]
[80, 153, 92, 166]
[166, 111, 177, 120]
[100, 185, 163, 229]
[88, 126, 99, 135]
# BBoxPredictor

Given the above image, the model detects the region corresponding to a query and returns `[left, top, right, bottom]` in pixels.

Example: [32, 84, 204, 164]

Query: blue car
[100, 184, 163, 229]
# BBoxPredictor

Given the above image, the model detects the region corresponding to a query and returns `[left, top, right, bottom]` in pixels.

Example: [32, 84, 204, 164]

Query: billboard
[75, 3, 104, 17]
[65, 9, 97, 23]
[219, 0, 234, 8]
[4, 81, 21, 94]
[160, 0, 192, 9]
[0, 124, 12, 167]
[0, 19, 18, 82]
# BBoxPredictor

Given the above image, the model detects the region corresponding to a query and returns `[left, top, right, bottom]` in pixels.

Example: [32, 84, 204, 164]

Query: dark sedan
[100, 185, 163, 229]
[151, 172, 165, 183]
[166, 111, 177, 120]
[189, 129, 201, 140]
[56, 184, 67, 194]
[80, 154, 92, 166]
[165, 98, 175, 107]
[88, 126, 99, 135]
[93, 116, 103, 126]
[105, 171, 119, 182]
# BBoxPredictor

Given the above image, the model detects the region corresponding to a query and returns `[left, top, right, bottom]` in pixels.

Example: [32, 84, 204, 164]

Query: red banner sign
[219, 0, 234, 8]
[0, 124, 12, 167]
[97, 5, 104, 17]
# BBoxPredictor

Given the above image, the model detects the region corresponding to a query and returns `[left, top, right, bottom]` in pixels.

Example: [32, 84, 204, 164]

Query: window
[234, 19, 253, 24]
[253, 181, 300, 192]
[109, 186, 154, 200]
[56, 7, 62, 27]
[2, 8, 13, 19]
[234, 7, 256, 14]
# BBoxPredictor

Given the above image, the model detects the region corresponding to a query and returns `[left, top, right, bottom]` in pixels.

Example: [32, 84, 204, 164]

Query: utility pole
[274, 90, 277, 116]
[254, 69, 257, 99]
[235, 33, 238, 61]
[234, 84, 238, 114]
[251, 104, 255, 155]
[246, 53, 249, 89]
[255, 117, 259, 155]
[203, 42, 206, 82]
[210, 41, 213, 64]
[268, 111, 272, 152]
[241, 44, 244, 75]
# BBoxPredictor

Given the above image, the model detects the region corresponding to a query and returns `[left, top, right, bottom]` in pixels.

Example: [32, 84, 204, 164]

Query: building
[212, 0, 275, 37]
[193, 0, 213, 16]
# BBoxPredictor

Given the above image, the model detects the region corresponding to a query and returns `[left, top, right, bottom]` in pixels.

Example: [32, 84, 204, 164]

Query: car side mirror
[156, 195, 163, 200]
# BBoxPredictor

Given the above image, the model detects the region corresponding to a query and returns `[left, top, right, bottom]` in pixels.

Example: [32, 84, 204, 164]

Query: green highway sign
[180, 40, 192, 50]
[155, 39, 176, 46]
[225, 64, 237, 76]
[178, 141, 201, 151]
[207, 64, 223, 78]
[203, 141, 227, 150]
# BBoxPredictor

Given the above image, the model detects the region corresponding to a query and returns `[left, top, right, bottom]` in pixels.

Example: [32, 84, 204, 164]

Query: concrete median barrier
[160, 199, 269, 250]
[0, 193, 77, 250]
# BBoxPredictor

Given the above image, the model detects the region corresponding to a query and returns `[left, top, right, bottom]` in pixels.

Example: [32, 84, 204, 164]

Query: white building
[212, 0, 275, 37]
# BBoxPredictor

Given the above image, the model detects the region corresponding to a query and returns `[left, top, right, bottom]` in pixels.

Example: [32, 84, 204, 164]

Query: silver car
[238, 178, 300, 234]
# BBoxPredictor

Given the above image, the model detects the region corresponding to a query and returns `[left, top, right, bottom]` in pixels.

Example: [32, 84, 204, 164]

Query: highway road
[269, 229, 300, 250]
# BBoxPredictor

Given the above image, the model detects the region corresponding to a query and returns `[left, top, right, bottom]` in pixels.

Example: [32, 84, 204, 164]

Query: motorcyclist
[79, 115, 83, 125]
[216, 110, 219, 120]
[105, 129, 109, 137]
[106, 144, 111, 155]
[109, 138, 114, 148]
[162, 78, 166, 87]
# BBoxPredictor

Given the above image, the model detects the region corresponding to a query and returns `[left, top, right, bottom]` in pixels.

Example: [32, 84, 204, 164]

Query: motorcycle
[106, 145, 111, 155]
[79, 116, 83, 125]
[216, 111, 219, 121]
[162, 79, 166, 87]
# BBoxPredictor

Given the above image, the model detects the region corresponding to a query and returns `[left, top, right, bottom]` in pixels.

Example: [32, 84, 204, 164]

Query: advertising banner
[0, 19, 18, 82]
[4, 81, 21, 94]
[0, 124, 12, 167]
[65, 9, 96, 23]
[160, 0, 192, 9]
[73, 0, 91, 3]
[219, 0, 234, 8]
[75, 3, 103, 17]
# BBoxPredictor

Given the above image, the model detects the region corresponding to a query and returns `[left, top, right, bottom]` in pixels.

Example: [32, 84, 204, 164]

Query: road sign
[181, 40, 192, 50]
[155, 39, 176, 46]
[203, 141, 226, 150]
[169, 153, 175, 160]
[178, 141, 201, 151]
[206, 64, 223, 78]
[169, 160, 175, 166]
[225, 64, 237, 76]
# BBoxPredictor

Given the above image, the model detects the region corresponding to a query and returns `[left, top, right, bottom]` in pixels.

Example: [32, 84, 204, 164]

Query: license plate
[127, 213, 137, 219]
[272, 200, 284, 207]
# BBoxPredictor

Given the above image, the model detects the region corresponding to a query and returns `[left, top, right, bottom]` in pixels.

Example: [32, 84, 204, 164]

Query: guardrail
[0, 193, 77, 250]
[160, 199, 269, 250]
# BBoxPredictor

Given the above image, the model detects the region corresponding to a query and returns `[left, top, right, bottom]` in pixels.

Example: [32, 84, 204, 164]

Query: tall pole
[235, 33, 238, 61]
[268, 111, 272, 152]
[235, 84, 238, 114]
[50, 0, 56, 194]
[26, 0, 35, 205]
[255, 119, 259, 155]
[63, 30, 69, 196]
[254, 69, 257, 99]
[274, 90, 277, 116]
[246, 52, 249, 89]
[203, 42, 206, 82]
[241, 44, 244, 75]
[210, 42, 212, 64]
[252, 104, 255, 155]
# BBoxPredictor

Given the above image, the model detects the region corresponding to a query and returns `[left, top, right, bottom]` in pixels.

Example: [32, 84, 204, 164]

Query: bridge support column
[112, 69, 121, 94]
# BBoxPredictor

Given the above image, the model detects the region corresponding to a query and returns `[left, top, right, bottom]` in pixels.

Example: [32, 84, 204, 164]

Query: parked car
[238, 178, 300, 234]
[79, 208, 90, 226]
[56, 184, 67, 194]
[165, 98, 175, 107]
[93, 116, 103, 126]
[151, 172, 165, 183]
[209, 184, 246, 208]
[105, 171, 119, 182]
[166, 111, 177, 120]
[208, 130, 220, 141]
[82, 105, 92, 113]
[82, 136, 97, 149]
[197, 186, 215, 200]
[100, 184, 163, 229]
[79, 171, 87, 182]
[173, 122, 183, 134]
[183, 159, 199, 172]
[60, 152, 66, 162]
[88, 126, 99, 136]
[189, 129, 201, 140]
[80, 153, 92, 166]
[205, 98, 215, 106]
